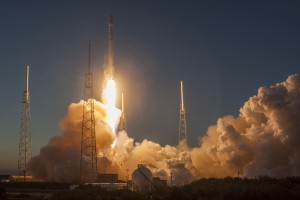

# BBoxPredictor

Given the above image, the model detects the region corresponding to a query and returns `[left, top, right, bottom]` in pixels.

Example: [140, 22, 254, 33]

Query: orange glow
[103, 79, 116, 107]
[103, 79, 119, 134]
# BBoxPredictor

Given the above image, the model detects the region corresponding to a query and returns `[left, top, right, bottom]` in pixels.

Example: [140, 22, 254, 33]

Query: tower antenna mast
[179, 81, 188, 145]
[118, 93, 127, 132]
[18, 65, 32, 181]
[80, 43, 97, 183]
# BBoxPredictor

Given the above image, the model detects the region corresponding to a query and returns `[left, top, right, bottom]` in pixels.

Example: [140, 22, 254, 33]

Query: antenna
[118, 93, 128, 132]
[25, 65, 29, 92]
[122, 93, 125, 113]
[22, 65, 30, 103]
[180, 81, 184, 111]
[18, 65, 32, 181]
[88, 42, 91, 73]
[80, 43, 97, 183]
[179, 81, 188, 146]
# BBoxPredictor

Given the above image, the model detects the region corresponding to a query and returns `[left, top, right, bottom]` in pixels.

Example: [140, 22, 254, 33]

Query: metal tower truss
[179, 81, 188, 145]
[80, 43, 97, 183]
[18, 65, 32, 181]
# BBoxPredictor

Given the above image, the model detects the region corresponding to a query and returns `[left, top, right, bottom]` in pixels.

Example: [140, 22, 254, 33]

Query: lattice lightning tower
[118, 93, 127, 132]
[179, 81, 188, 145]
[18, 65, 32, 181]
[80, 43, 97, 183]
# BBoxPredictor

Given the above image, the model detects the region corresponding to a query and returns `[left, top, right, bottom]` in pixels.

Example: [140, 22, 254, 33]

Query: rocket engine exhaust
[27, 74, 300, 184]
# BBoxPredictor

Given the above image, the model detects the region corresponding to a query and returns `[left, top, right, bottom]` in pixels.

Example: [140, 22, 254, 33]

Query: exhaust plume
[28, 75, 300, 183]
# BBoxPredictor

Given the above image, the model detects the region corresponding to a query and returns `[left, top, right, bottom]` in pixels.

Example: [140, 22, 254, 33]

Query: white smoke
[28, 74, 300, 183]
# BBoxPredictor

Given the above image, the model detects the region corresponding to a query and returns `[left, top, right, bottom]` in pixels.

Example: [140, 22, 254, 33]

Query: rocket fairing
[105, 15, 115, 80]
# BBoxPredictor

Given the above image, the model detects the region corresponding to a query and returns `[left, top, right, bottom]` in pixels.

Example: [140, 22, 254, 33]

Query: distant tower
[118, 93, 127, 132]
[80, 43, 97, 183]
[18, 65, 32, 181]
[179, 81, 188, 145]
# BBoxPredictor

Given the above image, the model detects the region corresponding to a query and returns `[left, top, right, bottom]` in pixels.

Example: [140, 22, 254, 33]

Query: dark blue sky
[1, 0, 300, 171]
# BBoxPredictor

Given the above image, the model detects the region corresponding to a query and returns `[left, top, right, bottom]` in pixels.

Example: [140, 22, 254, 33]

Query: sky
[0, 0, 300, 172]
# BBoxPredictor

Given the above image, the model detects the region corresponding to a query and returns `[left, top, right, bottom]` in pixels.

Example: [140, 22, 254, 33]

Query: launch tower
[179, 81, 188, 145]
[18, 65, 32, 181]
[80, 43, 97, 183]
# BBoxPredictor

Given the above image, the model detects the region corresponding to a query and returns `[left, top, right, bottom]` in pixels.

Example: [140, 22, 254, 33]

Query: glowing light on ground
[111, 140, 117, 148]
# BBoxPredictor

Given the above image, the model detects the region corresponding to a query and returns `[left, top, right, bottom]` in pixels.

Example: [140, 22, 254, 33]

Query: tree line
[2, 176, 300, 200]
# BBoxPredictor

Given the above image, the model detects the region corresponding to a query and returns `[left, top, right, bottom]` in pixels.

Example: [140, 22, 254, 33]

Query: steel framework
[18, 65, 32, 181]
[80, 43, 97, 183]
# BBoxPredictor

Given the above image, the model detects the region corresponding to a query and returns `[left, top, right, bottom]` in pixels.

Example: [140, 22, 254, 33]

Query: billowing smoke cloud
[190, 74, 300, 178]
[28, 74, 300, 184]
[27, 101, 119, 182]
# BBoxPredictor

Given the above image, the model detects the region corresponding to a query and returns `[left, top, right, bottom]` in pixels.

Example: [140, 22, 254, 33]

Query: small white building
[132, 164, 153, 192]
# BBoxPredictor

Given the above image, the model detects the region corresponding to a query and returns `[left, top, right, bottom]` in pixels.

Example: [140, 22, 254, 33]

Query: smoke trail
[28, 75, 300, 183]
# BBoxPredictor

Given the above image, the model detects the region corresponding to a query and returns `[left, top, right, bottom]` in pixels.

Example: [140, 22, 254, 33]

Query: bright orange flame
[104, 79, 116, 107]
[103, 79, 119, 134]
